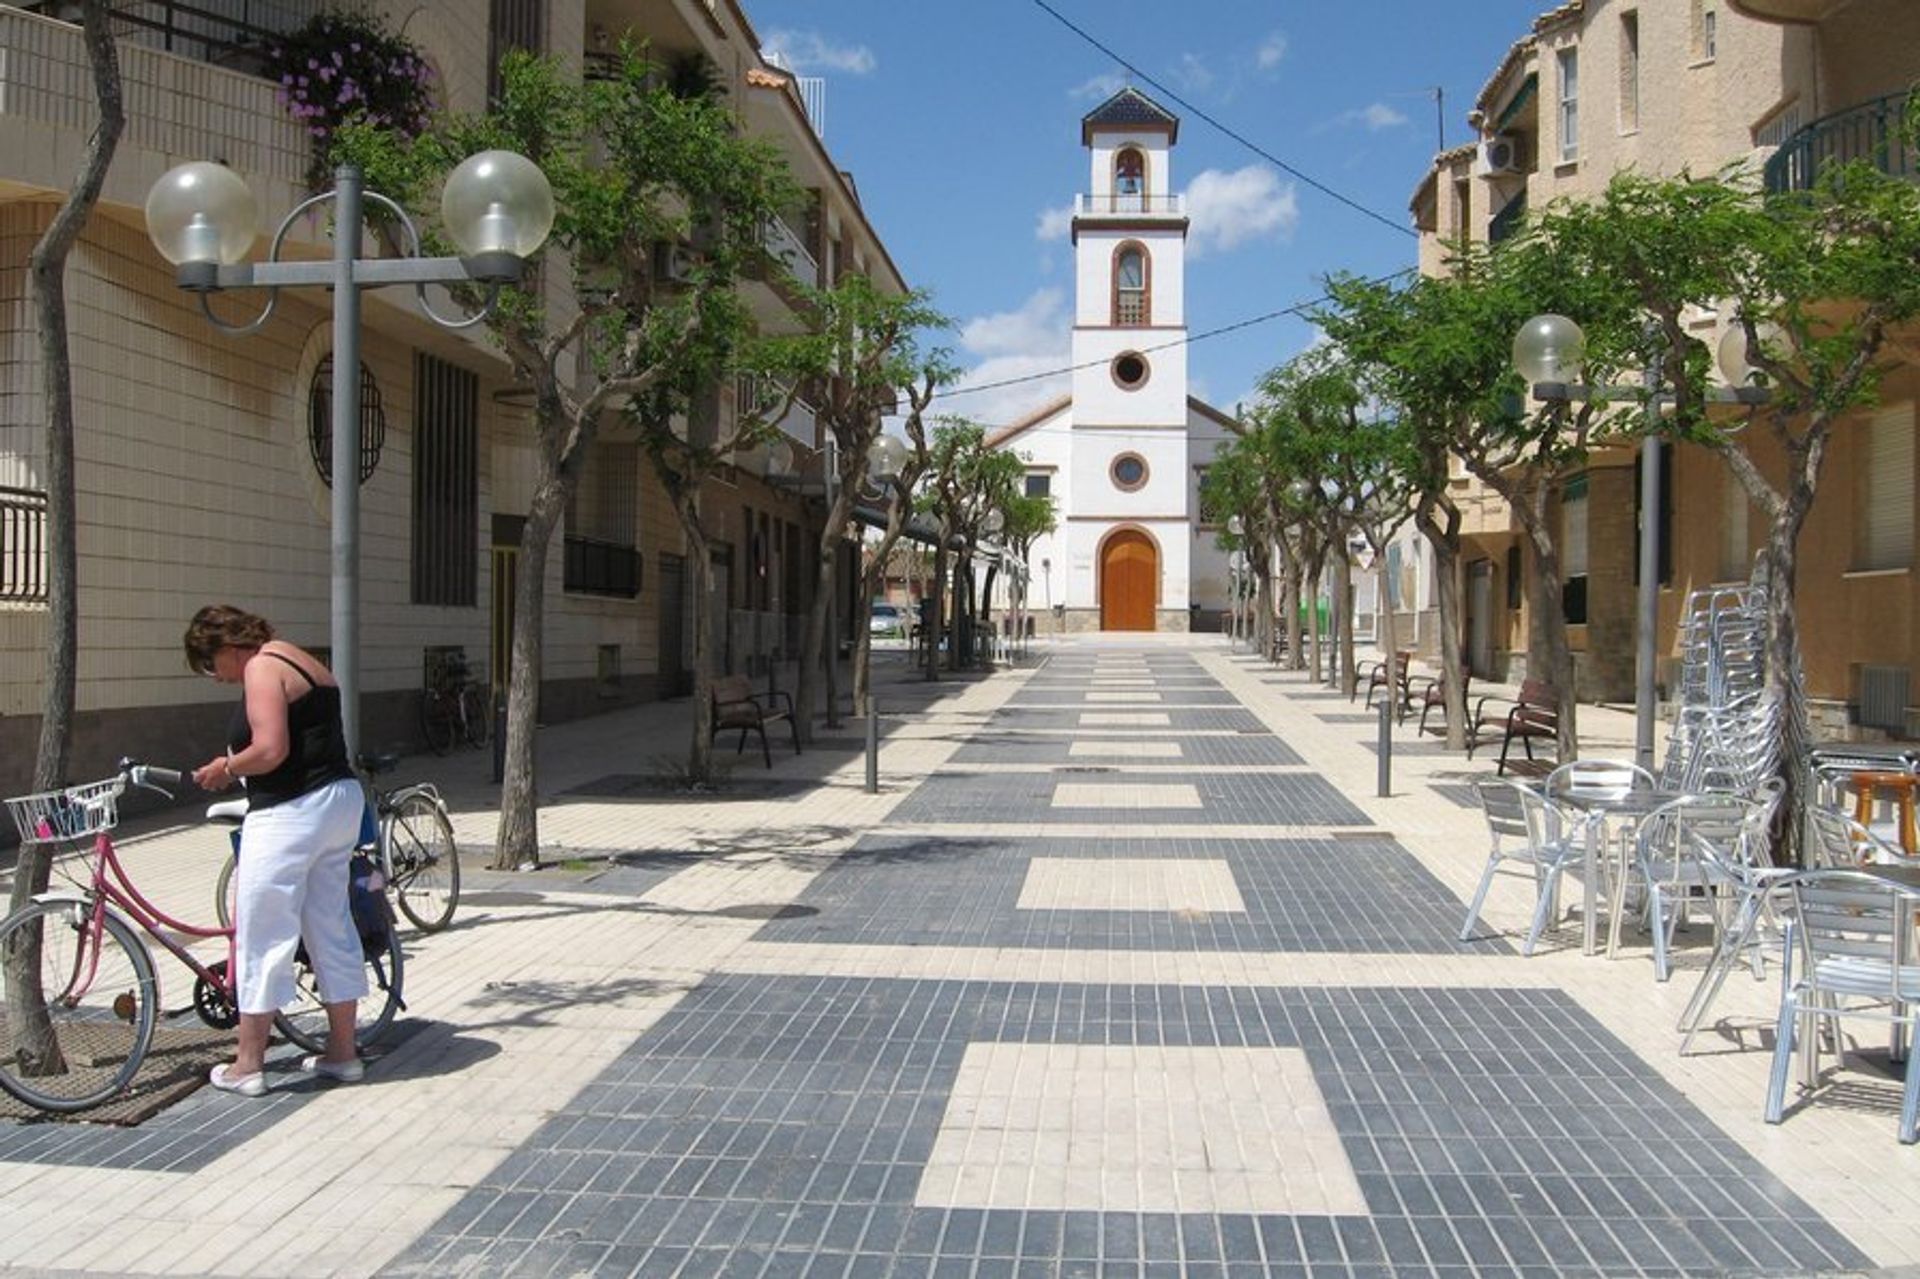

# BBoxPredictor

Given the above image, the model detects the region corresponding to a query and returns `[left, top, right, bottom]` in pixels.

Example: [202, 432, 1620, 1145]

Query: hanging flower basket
[265, 10, 435, 190]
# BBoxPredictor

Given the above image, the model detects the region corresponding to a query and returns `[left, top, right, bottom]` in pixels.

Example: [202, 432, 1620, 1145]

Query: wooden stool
[1849, 770, 1919, 856]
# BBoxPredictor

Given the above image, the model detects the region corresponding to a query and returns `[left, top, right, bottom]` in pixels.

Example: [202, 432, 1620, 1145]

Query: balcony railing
[1764, 91, 1915, 194]
[736, 376, 819, 449]
[0, 487, 47, 605]
[0, 5, 311, 186]
[1489, 188, 1528, 244]
[1075, 193, 1186, 218]
[564, 535, 642, 599]
[759, 215, 819, 286]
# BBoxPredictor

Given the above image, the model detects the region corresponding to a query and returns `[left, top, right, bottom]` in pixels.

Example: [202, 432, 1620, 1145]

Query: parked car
[869, 602, 905, 636]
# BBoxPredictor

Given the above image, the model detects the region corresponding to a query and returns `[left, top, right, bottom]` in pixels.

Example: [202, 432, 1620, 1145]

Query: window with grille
[566, 440, 642, 597]
[411, 354, 479, 607]
[487, 0, 546, 103]
[1562, 472, 1589, 623]
[1557, 48, 1580, 162]
[0, 486, 47, 604]
[1618, 12, 1639, 133]
[1114, 246, 1148, 326]
[1855, 403, 1915, 571]
[1025, 472, 1051, 499]
[1720, 468, 1751, 582]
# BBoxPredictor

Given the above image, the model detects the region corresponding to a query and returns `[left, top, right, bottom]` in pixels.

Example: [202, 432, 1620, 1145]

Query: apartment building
[1405, 0, 1919, 733]
[0, 0, 904, 795]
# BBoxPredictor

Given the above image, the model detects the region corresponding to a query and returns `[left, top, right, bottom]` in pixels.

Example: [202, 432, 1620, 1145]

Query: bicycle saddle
[206, 798, 247, 825]
[356, 751, 402, 776]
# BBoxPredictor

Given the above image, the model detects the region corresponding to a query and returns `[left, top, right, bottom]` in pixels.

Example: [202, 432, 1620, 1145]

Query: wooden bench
[1357, 650, 1416, 715]
[710, 674, 799, 767]
[1466, 677, 1561, 777]
[1414, 668, 1471, 736]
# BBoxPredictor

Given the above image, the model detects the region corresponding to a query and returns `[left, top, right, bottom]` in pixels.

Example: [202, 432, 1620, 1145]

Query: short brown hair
[183, 605, 275, 675]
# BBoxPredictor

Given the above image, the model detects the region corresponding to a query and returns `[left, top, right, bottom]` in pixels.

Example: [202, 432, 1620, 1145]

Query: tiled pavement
[3, 638, 1920, 1277]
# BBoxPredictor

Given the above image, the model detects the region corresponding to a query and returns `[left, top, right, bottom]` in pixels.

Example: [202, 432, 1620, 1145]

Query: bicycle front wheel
[273, 903, 404, 1056]
[459, 683, 492, 748]
[0, 901, 158, 1113]
[420, 690, 456, 756]
[386, 791, 460, 932]
[214, 851, 238, 930]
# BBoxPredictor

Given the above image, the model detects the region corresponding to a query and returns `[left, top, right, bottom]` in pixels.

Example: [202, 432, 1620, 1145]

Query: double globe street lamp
[1513, 313, 1771, 770]
[146, 154, 554, 751]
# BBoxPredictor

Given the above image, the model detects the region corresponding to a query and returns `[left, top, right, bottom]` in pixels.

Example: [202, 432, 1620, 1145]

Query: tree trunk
[1335, 552, 1356, 695]
[1416, 502, 1468, 749]
[493, 474, 566, 869]
[1306, 564, 1323, 682]
[1514, 479, 1578, 760]
[798, 485, 856, 742]
[5, 1, 124, 1078]
[681, 502, 720, 782]
[1283, 562, 1303, 670]
[925, 539, 947, 682]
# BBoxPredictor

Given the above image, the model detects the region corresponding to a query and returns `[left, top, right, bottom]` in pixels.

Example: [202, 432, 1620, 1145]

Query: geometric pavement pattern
[754, 834, 1500, 954]
[885, 772, 1371, 827]
[380, 974, 1868, 1278]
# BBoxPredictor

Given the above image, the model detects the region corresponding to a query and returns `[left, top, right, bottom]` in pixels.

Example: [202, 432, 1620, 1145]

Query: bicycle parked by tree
[0, 761, 404, 1113]
[215, 753, 460, 934]
[420, 652, 490, 756]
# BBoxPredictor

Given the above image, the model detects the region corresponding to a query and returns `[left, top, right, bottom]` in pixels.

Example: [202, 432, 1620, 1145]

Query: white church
[988, 86, 1239, 632]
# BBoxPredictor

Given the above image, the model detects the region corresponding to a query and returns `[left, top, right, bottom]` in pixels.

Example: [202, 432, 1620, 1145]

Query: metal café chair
[1763, 867, 1920, 1144]
[1461, 780, 1580, 956]
[1677, 786, 1797, 1053]
[1612, 791, 1762, 982]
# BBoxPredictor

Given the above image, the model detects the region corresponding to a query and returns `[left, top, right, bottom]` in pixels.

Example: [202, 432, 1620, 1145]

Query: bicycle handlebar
[132, 764, 183, 790]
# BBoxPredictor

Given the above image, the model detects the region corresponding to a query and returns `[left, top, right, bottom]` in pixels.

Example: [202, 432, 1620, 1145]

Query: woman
[186, 604, 367, 1096]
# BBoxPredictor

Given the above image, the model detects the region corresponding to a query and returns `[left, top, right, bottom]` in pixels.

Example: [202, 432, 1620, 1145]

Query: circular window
[1111, 351, 1149, 390]
[1110, 453, 1149, 492]
[308, 356, 386, 488]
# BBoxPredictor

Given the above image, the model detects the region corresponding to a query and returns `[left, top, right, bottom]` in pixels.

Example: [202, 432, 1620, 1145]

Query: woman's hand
[193, 756, 236, 792]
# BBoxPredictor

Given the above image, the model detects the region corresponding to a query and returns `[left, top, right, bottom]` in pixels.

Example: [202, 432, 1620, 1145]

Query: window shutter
[1859, 403, 1915, 570]
[1562, 473, 1589, 576]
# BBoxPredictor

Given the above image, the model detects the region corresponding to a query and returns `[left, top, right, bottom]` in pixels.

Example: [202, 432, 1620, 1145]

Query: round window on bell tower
[1111, 351, 1149, 390]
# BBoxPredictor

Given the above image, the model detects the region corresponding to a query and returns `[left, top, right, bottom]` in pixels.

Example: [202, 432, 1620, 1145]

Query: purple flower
[349, 42, 361, 54]
[307, 58, 318, 70]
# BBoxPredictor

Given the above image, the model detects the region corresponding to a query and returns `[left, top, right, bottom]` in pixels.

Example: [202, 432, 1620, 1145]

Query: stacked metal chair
[1660, 576, 1777, 795]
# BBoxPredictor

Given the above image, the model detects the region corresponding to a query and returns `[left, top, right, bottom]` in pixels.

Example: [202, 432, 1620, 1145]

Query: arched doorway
[1100, 529, 1158, 631]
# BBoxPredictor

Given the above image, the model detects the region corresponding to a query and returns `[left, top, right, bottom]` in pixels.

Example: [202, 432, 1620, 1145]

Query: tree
[1318, 267, 1519, 748]
[639, 371, 804, 786]
[762, 279, 948, 740]
[1534, 166, 1920, 816]
[5, 0, 123, 1083]
[916, 420, 1016, 677]
[340, 46, 797, 868]
[850, 369, 947, 714]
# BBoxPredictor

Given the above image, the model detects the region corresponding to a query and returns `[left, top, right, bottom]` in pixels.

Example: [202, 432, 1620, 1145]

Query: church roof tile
[1081, 86, 1179, 145]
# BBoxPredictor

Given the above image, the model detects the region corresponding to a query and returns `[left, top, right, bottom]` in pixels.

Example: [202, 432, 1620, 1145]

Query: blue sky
[748, 1, 1553, 426]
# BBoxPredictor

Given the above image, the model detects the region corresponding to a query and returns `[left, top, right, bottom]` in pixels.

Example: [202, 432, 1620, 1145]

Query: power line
[1030, 0, 1418, 241]
[935, 268, 1413, 403]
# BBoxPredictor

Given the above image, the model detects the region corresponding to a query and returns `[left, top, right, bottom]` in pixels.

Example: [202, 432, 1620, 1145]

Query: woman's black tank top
[226, 651, 353, 810]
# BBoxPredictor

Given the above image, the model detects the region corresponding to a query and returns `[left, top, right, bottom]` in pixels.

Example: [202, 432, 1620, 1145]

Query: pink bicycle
[0, 760, 403, 1113]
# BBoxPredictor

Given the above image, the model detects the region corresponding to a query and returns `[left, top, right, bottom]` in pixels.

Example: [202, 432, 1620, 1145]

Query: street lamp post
[1226, 514, 1245, 646]
[147, 154, 552, 753]
[1514, 313, 1770, 771]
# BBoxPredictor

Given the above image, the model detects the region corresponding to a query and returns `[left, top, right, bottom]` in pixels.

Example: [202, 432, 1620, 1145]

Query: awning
[1494, 73, 1537, 132]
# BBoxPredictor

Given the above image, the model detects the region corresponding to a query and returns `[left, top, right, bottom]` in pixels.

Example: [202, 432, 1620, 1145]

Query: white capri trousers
[234, 776, 369, 1014]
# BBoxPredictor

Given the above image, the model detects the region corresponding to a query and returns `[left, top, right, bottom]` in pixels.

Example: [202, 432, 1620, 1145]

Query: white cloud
[1183, 166, 1299, 257]
[1034, 205, 1073, 241]
[1256, 31, 1287, 71]
[1168, 53, 1214, 94]
[935, 289, 1074, 427]
[1317, 102, 1411, 133]
[1069, 72, 1124, 101]
[762, 29, 876, 75]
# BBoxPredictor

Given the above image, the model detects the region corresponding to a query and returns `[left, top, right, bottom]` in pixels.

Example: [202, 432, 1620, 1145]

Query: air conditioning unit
[655, 242, 699, 284]
[1477, 133, 1524, 177]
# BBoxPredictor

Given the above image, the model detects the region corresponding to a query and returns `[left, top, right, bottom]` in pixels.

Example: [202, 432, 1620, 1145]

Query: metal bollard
[1377, 695, 1392, 797]
[865, 695, 880, 794]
